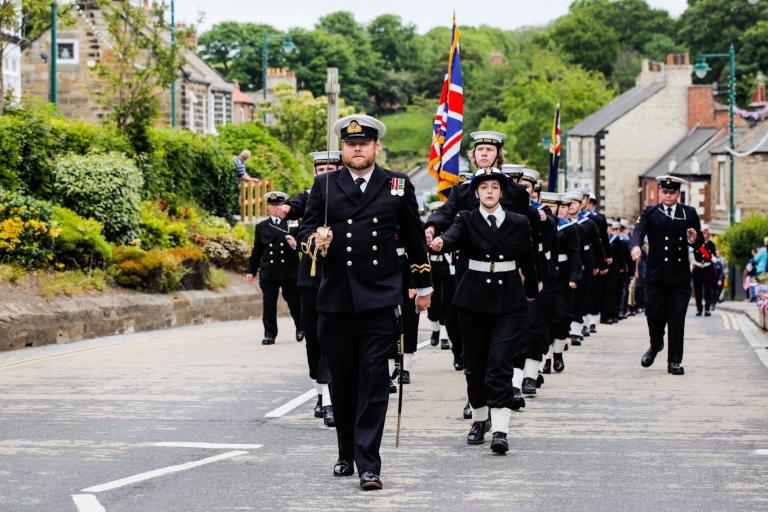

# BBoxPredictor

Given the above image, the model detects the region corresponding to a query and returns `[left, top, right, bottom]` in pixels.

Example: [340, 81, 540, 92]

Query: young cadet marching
[280, 151, 342, 426]
[518, 171, 558, 396]
[545, 192, 581, 373]
[431, 168, 540, 454]
[297, 114, 431, 491]
[566, 190, 606, 347]
[692, 224, 717, 317]
[603, 221, 631, 324]
[631, 175, 703, 375]
[425, 131, 529, 419]
[426, 200, 456, 352]
[584, 193, 611, 330]
[245, 191, 302, 345]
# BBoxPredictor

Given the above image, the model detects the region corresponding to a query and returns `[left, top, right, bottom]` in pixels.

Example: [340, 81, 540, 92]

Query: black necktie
[488, 214, 498, 234]
[666, 206, 673, 218]
[355, 177, 366, 190]
[274, 217, 281, 225]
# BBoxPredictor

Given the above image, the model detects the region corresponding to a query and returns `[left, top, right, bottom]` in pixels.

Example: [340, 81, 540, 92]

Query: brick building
[21, 1, 233, 134]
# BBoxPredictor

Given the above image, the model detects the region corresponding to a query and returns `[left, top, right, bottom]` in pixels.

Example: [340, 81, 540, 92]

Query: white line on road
[150, 442, 264, 450]
[718, 311, 732, 330]
[72, 494, 105, 512]
[265, 389, 316, 418]
[81, 450, 248, 493]
[728, 313, 740, 331]
[756, 449, 768, 455]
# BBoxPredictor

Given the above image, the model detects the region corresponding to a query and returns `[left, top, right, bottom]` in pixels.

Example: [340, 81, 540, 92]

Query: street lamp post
[170, 0, 176, 128]
[261, 33, 295, 122]
[693, 43, 736, 225]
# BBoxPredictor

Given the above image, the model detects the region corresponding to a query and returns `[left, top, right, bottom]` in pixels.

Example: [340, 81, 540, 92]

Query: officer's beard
[344, 155, 375, 171]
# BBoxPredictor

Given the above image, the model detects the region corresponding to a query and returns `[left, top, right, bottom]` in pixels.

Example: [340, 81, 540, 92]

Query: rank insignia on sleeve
[390, 177, 405, 196]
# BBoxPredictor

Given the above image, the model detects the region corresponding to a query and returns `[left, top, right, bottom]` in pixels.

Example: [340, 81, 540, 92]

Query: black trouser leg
[526, 285, 554, 359]
[300, 287, 320, 380]
[644, 284, 667, 353]
[259, 280, 279, 338]
[427, 275, 443, 323]
[402, 293, 419, 354]
[458, 308, 492, 409]
[485, 311, 527, 409]
[319, 308, 396, 475]
[279, 280, 301, 330]
[589, 272, 603, 318]
[703, 270, 714, 312]
[665, 283, 690, 364]
[619, 279, 630, 316]
[552, 287, 572, 340]
[692, 268, 704, 313]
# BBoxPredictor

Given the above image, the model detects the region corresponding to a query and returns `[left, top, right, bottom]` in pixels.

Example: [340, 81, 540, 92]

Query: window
[57, 40, 79, 64]
[717, 161, 726, 210]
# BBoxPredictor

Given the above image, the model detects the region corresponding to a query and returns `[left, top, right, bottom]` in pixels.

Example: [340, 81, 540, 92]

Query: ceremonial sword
[395, 305, 405, 447]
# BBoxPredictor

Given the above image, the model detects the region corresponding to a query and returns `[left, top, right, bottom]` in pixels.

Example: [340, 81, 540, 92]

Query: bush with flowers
[0, 190, 58, 268]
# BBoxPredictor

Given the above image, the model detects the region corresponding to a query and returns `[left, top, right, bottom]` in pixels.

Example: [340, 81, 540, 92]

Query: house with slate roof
[567, 54, 693, 220]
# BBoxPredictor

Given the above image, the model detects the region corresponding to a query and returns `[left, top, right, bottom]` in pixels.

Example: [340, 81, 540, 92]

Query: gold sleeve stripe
[410, 263, 432, 273]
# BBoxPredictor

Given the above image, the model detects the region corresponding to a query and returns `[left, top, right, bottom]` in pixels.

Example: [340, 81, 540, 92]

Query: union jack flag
[428, 15, 463, 201]
[548, 103, 561, 192]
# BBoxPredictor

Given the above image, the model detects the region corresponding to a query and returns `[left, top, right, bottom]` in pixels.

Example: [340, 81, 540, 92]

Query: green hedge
[0, 190, 57, 268]
[720, 215, 768, 266]
[51, 206, 112, 269]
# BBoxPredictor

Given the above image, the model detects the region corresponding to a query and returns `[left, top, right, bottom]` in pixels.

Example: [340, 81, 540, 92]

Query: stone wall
[710, 153, 768, 225]
[0, 280, 289, 352]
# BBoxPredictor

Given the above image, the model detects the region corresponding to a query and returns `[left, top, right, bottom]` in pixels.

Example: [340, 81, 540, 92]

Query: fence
[239, 179, 274, 224]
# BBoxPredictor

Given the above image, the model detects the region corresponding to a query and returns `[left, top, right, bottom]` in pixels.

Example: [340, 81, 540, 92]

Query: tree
[550, 12, 620, 77]
[738, 20, 768, 99]
[679, 0, 768, 61]
[93, 0, 190, 152]
[368, 14, 421, 73]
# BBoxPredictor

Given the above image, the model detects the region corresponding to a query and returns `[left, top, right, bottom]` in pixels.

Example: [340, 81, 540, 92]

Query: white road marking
[150, 442, 264, 450]
[718, 311, 732, 330]
[81, 450, 248, 493]
[72, 494, 105, 512]
[755, 449, 768, 455]
[265, 389, 316, 418]
[728, 313, 740, 331]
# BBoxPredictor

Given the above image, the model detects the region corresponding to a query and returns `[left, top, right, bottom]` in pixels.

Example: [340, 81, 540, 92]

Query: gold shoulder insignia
[411, 263, 432, 273]
[348, 120, 363, 134]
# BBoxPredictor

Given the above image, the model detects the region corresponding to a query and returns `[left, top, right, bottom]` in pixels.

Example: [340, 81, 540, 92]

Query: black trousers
[589, 272, 604, 317]
[319, 307, 397, 474]
[427, 274, 444, 324]
[458, 307, 527, 411]
[572, 268, 593, 323]
[428, 274, 463, 355]
[552, 286, 573, 340]
[692, 266, 715, 313]
[603, 271, 621, 320]
[260, 279, 300, 338]
[524, 284, 555, 360]
[645, 282, 690, 364]
[401, 294, 419, 354]
[300, 287, 330, 383]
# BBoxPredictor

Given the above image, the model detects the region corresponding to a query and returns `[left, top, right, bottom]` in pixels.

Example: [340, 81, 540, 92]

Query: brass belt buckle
[490, 261, 495, 273]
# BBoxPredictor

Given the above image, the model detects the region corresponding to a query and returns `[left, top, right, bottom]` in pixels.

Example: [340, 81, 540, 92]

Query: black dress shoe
[536, 372, 544, 387]
[400, 369, 411, 384]
[667, 362, 685, 375]
[553, 353, 565, 372]
[359, 470, 383, 491]
[463, 401, 472, 419]
[704, 311, 711, 317]
[570, 335, 581, 346]
[542, 359, 551, 374]
[389, 379, 397, 393]
[522, 377, 537, 395]
[641, 348, 658, 368]
[490, 432, 509, 454]
[467, 419, 491, 444]
[333, 459, 354, 477]
[314, 395, 323, 418]
[563, 342, 569, 351]
[695, 311, 702, 316]
[453, 357, 464, 371]
[262, 336, 274, 345]
[590, 324, 597, 333]
[295, 330, 304, 342]
[430, 331, 440, 346]
[582, 326, 590, 337]
[440, 338, 450, 350]
[511, 387, 525, 410]
[323, 405, 335, 426]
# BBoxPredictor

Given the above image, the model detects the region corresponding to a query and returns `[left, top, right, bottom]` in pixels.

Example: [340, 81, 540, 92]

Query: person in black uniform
[584, 193, 611, 331]
[631, 175, 703, 375]
[426, 200, 454, 351]
[282, 150, 342, 426]
[388, 244, 421, 389]
[425, 131, 528, 419]
[692, 224, 717, 317]
[603, 221, 630, 324]
[298, 114, 432, 491]
[431, 168, 540, 454]
[246, 191, 302, 345]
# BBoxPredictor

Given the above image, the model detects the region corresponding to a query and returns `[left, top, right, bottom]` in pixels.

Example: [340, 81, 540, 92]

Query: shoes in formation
[695, 311, 702, 316]
[542, 359, 551, 374]
[490, 432, 509, 454]
[590, 324, 597, 333]
[440, 338, 451, 350]
[463, 401, 472, 419]
[262, 336, 275, 345]
[314, 395, 323, 418]
[389, 379, 397, 394]
[333, 458, 354, 477]
[570, 334, 582, 346]
[466, 419, 491, 444]
[581, 326, 590, 338]
[295, 330, 304, 342]
[400, 369, 411, 384]
[553, 353, 565, 373]
[511, 387, 526, 410]
[453, 356, 464, 371]
[521, 377, 537, 395]
[536, 372, 544, 388]
[430, 331, 440, 346]
[322, 405, 335, 427]
[640, 347, 659, 368]
[667, 362, 685, 375]
[704, 311, 711, 317]
[359, 470, 383, 491]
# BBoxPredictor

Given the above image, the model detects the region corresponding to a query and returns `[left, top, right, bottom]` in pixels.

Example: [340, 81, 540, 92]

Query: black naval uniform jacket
[298, 165, 431, 313]
[588, 210, 611, 262]
[285, 190, 321, 291]
[693, 239, 717, 268]
[555, 221, 582, 287]
[438, 208, 539, 314]
[247, 218, 299, 281]
[534, 204, 558, 284]
[425, 180, 529, 233]
[576, 215, 606, 271]
[630, 203, 703, 285]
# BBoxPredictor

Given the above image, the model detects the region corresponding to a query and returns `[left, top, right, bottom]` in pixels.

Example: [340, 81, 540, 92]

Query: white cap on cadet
[308, 150, 342, 163]
[469, 131, 505, 147]
[563, 190, 583, 203]
[521, 168, 540, 183]
[539, 191, 562, 204]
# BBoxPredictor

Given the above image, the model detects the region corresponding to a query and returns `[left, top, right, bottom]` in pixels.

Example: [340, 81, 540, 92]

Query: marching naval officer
[431, 168, 540, 454]
[246, 191, 302, 345]
[298, 114, 432, 490]
[631, 175, 703, 375]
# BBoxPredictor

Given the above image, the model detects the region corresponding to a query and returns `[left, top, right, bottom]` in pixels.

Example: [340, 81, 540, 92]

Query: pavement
[0, 308, 767, 511]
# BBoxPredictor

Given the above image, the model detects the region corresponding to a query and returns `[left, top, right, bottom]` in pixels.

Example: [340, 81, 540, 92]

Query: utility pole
[170, 0, 176, 127]
[325, 68, 340, 150]
[50, 1, 57, 105]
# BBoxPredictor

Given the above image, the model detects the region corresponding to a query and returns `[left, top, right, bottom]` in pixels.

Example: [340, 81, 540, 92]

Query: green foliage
[38, 269, 108, 297]
[138, 200, 188, 249]
[143, 128, 237, 219]
[738, 20, 768, 101]
[719, 215, 768, 267]
[206, 267, 231, 291]
[0, 189, 57, 268]
[51, 206, 112, 270]
[0, 263, 25, 283]
[109, 245, 209, 293]
[551, 12, 619, 77]
[202, 234, 250, 271]
[217, 122, 311, 195]
[379, 106, 433, 170]
[51, 152, 143, 243]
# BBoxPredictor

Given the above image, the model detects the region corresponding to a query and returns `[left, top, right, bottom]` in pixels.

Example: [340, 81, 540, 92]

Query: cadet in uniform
[631, 175, 703, 375]
[692, 224, 717, 316]
[298, 115, 432, 491]
[431, 168, 540, 454]
[282, 151, 342, 425]
[603, 221, 630, 324]
[584, 193, 611, 331]
[426, 200, 454, 351]
[246, 192, 302, 345]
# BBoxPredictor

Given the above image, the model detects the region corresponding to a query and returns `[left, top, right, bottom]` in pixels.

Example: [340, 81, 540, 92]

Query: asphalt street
[0, 308, 767, 511]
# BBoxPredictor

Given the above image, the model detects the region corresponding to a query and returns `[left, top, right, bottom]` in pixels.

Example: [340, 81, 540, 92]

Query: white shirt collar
[271, 216, 281, 224]
[480, 205, 504, 226]
[349, 166, 375, 183]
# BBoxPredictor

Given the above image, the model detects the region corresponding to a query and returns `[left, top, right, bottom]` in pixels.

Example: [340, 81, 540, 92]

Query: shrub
[109, 245, 209, 293]
[168, 246, 210, 290]
[51, 206, 112, 269]
[0, 190, 58, 268]
[206, 267, 231, 291]
[719, 215, 768, 266]
[138, 200, 188, 249]
[202, 234, 250, 271]
[38, 269, 108, 297]
[51, 152, 143, 243]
